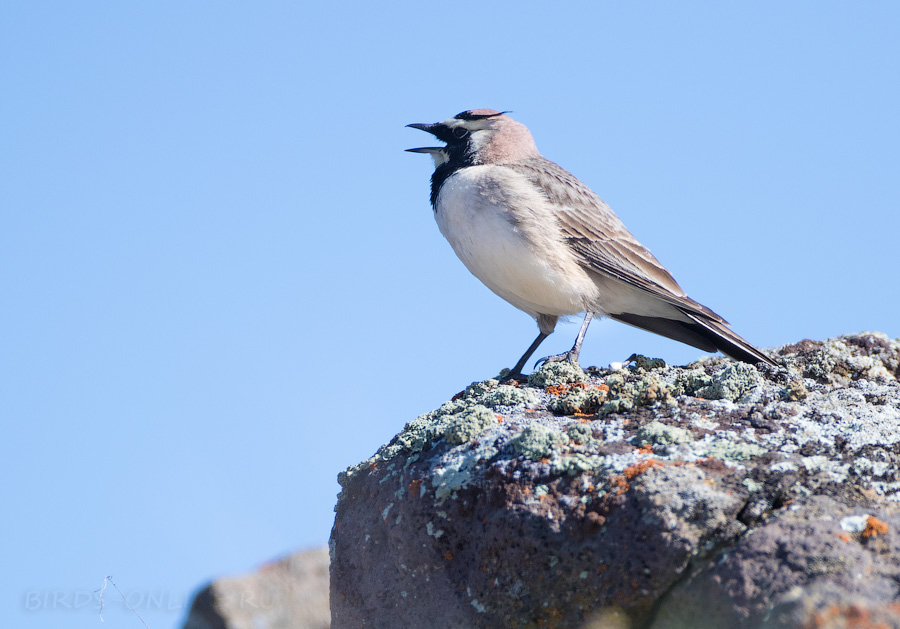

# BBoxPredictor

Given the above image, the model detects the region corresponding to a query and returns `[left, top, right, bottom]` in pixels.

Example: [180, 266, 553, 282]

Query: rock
[330, 333, 900, 628]
[182, 547, 329, 629]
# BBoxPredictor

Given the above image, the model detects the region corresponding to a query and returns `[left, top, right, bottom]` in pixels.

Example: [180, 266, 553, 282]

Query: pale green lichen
[598, 374, 636, 415]
[635, 421, 692, 446]
[696, 363, 762, 403]
[527, 362, 587, 387]
[480, 385, 539, 408]
[597, 374, 673, 416]
[432, 460, 474, 501]
[512, 424, 569, 460]
[742, 478, 764, 492]
[555, 452, 603, 474]
[705, 440, 766, 461]
[445, 405, 496, 445]
[458, 379, 500, 401]
[600, 398, 633, 415]
[550, 387, 607, 415]
[566, 423, 595, 445]
[635, 377, 675, 406]
[672, 369, 714, 397]
[801, 455, 850, 481]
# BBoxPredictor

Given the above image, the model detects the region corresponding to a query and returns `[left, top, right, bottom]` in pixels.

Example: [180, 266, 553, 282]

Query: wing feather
[508, 158, 728, 324]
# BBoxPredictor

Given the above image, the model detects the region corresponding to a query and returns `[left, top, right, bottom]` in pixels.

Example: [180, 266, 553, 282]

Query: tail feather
[608, 311, 775, 366]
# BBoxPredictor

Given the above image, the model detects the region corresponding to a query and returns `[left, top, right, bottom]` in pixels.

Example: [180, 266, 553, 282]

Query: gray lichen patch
[597, 374, 674, 416]
[778, 332, 900, 385]
[527, 361, 587, 387]
[458, 379, 501, 401]
[672, 369, 714, 397]
[703, 439, 767, 462]
[696, 363, 763, 403]
[549, 386, 607, 415]
[444, 405, 497, 445]
[365, 379, 540, 464]
[635, 421, 692, 446]
[511, 424, 570, 460]
[480, 384, 539, 409]
[566, 423, 596, 445]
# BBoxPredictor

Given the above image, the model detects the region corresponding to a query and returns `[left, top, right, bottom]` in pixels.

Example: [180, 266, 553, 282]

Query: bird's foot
[498, 368, 527, 384]
[534, 351, 580, 369]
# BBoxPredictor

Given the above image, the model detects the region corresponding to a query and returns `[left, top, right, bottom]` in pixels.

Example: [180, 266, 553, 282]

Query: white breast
[434, 166, 601, 319]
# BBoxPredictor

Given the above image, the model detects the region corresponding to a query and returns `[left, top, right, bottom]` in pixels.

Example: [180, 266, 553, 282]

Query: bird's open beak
[406, 122, 447, 155]
[406, 122, 439, 134]
[405, 146, 444, 155]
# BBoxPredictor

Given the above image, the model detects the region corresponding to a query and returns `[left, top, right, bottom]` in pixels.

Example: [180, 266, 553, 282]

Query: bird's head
[406, 109, 539, 168]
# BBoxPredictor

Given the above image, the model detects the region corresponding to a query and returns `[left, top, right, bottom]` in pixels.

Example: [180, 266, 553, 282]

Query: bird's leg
[499, 331, 551, 383]
[534, 312, 594, 368]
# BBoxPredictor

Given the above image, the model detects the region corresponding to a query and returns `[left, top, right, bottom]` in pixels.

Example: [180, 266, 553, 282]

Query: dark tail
[609, 310, 775, 366]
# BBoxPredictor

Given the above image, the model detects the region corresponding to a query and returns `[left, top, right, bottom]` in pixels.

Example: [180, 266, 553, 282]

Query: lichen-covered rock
[331, 333, 900, 629]
[526, 361, 587, 387]
[548, 383, 608, 415]
[635, 420, 692, 446]
[695, 361, 764, 403]
[443, 405, 496, 444]
[511, 423, 570, 460]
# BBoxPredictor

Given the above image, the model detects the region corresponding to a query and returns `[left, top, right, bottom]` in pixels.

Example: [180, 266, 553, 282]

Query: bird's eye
[452, 127, 469, 139]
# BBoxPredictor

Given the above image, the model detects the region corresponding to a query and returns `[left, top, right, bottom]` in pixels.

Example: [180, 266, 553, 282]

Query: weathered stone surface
[330, 332, 900, 628]
[182, 547, 329, 629]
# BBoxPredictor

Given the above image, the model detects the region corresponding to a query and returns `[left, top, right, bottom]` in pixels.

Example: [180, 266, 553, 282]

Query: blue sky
[2, 2, 898, 627]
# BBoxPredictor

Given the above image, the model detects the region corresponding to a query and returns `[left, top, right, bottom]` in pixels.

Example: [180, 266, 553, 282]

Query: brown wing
[508, 158, 728, 324]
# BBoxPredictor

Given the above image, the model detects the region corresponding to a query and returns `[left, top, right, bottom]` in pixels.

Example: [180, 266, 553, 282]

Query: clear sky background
[2, 2, 898, 627]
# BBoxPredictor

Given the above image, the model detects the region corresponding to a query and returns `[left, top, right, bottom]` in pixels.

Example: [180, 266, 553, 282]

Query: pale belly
[434, 167, 600, 318]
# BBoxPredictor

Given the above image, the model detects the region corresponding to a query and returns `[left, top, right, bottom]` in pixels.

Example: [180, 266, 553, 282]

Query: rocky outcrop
[330, 332, 900, 629]
[182, 547, 329, 629]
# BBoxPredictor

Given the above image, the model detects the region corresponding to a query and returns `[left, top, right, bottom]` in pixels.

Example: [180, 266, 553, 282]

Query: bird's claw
[533, 351, 576, 369]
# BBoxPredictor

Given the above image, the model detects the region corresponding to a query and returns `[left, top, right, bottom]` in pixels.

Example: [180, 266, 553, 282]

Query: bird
[406, 109, 774, 381]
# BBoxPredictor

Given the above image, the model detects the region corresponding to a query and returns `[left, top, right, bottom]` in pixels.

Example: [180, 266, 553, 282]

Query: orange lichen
[862, 516, 889, 538]
[635, 443, 654, 454]
[836, 533, 851, 543]
[609, 475, 630, 495]
[408, 478, 422, 498]
[624, 459, 663, 480]
[546, 385, 568, 396]
[443, 550, 453, 561]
